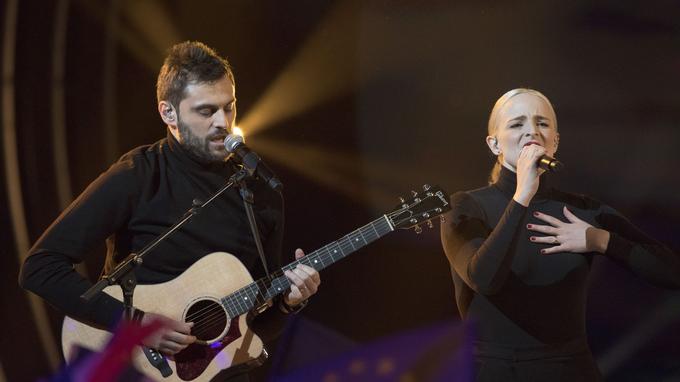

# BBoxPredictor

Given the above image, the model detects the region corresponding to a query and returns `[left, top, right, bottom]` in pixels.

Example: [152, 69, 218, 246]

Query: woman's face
[487, 93, 559, 171]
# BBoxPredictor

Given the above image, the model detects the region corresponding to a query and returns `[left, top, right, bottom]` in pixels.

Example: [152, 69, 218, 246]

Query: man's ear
[486, 135, 501, 156]
[159, 101, 177, 127]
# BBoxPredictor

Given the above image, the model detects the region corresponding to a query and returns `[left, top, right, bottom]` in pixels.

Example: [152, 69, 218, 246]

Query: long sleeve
[19, 160, 139, 329]
[441, 191, 528, 295]
[597, 205, 680, 289]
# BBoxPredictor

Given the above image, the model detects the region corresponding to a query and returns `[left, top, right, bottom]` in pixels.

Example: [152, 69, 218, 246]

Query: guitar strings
[183, 230, 370, 322]
[185, 250, 339, 337]
[174, 217, 402, 339]
[183, 248, 348, 338]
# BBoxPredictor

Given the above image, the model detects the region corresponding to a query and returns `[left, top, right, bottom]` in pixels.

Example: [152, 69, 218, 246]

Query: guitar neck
[221, 215, 394, 317]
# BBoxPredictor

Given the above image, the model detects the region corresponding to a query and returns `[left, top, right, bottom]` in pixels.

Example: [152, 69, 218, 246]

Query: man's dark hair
[156, 41, 234, 108]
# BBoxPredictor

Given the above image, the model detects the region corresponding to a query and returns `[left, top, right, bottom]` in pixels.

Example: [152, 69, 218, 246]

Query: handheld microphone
[224, 134, 283, 191]
[538, 155, 564, 172]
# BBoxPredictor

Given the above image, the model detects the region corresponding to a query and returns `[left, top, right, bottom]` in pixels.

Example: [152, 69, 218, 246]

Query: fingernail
[533, 212, 539, 217]
[527, 224, 533, 229]
[530, 237, 536, 241]
[540, 249, 546, 254]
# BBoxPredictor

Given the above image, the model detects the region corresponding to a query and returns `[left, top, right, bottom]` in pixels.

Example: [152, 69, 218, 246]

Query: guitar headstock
[386, 184, 451, 232]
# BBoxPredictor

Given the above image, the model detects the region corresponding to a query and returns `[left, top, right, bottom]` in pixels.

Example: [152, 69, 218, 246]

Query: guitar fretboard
[220, 215, 394, 317]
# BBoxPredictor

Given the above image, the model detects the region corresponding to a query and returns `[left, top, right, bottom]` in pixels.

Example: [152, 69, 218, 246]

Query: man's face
[174, 75, 236, 163]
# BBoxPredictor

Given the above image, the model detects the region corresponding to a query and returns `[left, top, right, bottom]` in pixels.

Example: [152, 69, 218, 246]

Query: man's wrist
[278, 297, 308, 314]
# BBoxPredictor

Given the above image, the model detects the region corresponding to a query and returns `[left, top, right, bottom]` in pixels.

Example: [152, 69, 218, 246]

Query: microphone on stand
[224, 134, 283, 191]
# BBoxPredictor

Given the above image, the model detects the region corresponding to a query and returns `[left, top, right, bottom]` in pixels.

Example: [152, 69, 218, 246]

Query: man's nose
[213, 110, 229, 131]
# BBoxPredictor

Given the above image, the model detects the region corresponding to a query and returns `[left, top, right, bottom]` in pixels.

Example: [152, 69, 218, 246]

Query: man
[19, 41, 320, 380]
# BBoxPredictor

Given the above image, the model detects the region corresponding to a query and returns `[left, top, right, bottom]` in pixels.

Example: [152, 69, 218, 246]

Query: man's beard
[177, 118, 227, 164]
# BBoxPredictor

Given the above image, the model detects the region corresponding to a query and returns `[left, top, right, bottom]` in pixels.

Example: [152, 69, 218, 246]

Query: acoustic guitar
[61, 184, 450, 381]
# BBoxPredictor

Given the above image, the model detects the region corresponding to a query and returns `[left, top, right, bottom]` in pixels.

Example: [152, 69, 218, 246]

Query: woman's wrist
[513, 192, 532, 207]
[586, 227, 610, 253]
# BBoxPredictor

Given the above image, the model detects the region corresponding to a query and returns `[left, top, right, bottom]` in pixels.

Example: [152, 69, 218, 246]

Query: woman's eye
[510, 123, 522, 128]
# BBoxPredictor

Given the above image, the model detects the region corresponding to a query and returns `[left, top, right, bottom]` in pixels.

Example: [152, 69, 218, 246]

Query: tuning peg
[411, 190, 418, 197]
[427, 220, 434, 229]
[422, 184, 431, 191]
[414, 225, 423, 234]
[398, 196, 405, 204]
[440, 215, 446, 223]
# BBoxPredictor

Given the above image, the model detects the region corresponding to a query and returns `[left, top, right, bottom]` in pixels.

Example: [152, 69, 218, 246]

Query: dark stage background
[1, 0, 679, 381]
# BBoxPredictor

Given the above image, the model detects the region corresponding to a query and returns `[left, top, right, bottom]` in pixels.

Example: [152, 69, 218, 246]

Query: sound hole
[185, 299, 228, 342]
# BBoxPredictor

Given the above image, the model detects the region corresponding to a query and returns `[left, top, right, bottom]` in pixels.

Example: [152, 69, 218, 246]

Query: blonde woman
[441, 88, 680, 381]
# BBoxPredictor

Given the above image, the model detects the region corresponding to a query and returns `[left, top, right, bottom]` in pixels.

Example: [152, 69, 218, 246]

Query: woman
[440, 88, 680, 381]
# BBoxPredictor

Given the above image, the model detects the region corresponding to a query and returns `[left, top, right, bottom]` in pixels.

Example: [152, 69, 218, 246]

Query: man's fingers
[285, 269, 304, 289]
[294, 248, 305, 260]
[296, 264, 321, 284]
[165, 331, 196, 345]
[159, 340, 185, 354]
[166, 320, 193, 335]
[290, 268, 318, 292]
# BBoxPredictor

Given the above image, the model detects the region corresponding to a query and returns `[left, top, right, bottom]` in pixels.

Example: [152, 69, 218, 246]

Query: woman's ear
[486, 135, 501, 156]
[553, 133, 560, 154]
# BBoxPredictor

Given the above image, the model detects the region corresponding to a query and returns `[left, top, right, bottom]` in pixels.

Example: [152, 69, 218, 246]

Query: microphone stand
[81, 166, 252, 377]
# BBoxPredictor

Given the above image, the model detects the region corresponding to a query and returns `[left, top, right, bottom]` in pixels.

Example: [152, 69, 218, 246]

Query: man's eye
[539, 122, 550, 127]
[199, 109, 213, 116]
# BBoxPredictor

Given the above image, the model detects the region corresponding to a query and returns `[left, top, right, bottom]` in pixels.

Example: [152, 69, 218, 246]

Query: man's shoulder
[91, 138, 168, 194]
[118, 139, 166, 165]
[110, 138, 167, 174]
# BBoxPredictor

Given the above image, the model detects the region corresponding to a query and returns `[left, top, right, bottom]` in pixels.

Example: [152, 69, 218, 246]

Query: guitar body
[62, 252, 265, 381]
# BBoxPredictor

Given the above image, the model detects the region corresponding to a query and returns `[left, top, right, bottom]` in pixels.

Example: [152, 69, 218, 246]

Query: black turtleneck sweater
[20, 133, 286, 335]
[441, 166, 680, 347]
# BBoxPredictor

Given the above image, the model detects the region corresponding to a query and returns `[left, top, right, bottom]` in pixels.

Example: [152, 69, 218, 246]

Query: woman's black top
[441, 166, 680, 347]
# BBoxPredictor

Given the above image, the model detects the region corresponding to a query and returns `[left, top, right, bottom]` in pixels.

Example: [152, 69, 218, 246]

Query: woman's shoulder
[450, 185, 496, 205]
[446, 185, 500, 222]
